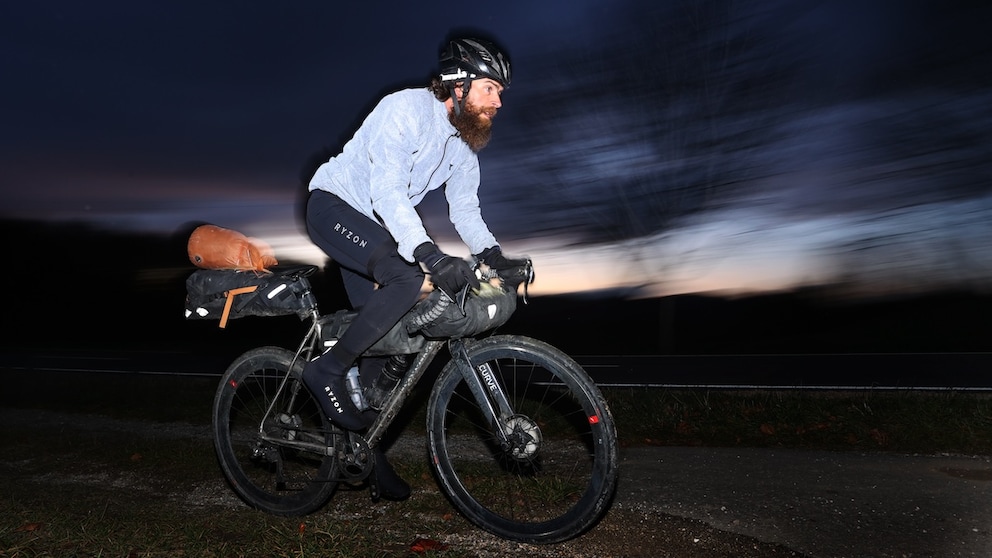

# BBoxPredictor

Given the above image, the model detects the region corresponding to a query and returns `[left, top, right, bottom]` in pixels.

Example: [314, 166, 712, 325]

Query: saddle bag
[184, 267, 317, 328]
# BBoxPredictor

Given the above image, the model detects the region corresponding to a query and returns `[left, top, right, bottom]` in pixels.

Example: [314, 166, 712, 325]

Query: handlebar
[473, 258, 535, 304]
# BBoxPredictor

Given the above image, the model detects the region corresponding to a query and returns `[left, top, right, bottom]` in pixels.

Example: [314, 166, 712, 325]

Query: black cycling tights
[306, 190, 424, 382]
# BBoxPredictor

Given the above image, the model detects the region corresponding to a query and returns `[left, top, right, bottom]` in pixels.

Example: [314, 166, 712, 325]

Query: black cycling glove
[415, 242, 480, 302]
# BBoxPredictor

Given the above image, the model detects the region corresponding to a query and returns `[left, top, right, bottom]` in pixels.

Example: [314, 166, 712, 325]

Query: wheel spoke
[212, 347, 339, 516]
[427, 336, 618, 544]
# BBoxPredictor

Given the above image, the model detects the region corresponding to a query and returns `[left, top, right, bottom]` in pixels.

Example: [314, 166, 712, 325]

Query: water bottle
[344, 366, 367, 411]
[365, 355, 408, 410]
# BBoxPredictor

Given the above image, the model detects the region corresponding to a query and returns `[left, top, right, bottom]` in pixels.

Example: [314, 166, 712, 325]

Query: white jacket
[309, 88, 498, 262]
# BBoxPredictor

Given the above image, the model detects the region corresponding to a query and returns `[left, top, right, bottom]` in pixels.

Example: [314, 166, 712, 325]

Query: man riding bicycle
[303, 35, 529, 500]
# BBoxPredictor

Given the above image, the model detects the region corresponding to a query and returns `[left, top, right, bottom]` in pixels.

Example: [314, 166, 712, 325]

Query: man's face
[450, 78, 504, 152]
[464, 78, 503, 124]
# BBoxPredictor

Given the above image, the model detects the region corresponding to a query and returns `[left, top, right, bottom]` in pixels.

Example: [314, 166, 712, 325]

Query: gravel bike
[192, 261, 618, 544]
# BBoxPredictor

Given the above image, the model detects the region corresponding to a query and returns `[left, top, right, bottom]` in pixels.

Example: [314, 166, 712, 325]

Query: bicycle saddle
[267, 264, 319, 278]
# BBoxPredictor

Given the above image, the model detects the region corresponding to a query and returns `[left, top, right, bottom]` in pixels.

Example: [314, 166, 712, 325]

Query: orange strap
[220, 286, 259, 328]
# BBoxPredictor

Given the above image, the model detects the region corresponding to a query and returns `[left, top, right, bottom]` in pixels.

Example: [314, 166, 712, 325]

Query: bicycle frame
[365, 338, 443, 446]
[254, 306, 516, 458]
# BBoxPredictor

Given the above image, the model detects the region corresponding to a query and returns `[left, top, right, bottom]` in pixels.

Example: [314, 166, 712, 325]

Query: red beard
[450, 101, 495, 152]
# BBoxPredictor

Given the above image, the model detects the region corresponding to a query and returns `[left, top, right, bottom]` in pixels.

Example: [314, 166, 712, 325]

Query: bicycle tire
[212, 346, 339, 516]
[426, 335, 618, 544]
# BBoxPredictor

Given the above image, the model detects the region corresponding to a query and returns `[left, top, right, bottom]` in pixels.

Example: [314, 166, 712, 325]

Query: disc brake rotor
[502, 414, 542, 461]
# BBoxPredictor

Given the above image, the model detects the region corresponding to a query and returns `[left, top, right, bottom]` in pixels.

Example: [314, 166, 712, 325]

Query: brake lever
[495, 260, 534, 304]
[473, 258, 535, 304]
[520, 259, 534, 304]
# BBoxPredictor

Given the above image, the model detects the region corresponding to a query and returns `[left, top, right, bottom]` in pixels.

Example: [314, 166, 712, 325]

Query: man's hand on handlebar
[415, 242, 481, 303]
[475, 246, 535, 290]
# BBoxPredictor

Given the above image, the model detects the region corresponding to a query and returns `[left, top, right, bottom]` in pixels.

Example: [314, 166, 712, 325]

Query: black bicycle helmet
[439, 37, 511, 88]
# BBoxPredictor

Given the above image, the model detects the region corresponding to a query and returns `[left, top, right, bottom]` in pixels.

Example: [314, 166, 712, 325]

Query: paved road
[616, 446, 992, 557]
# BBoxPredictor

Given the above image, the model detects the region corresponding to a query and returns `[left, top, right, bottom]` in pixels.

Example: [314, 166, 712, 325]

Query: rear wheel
[426, 335, 618, 544]
[212, 346, 338, 516]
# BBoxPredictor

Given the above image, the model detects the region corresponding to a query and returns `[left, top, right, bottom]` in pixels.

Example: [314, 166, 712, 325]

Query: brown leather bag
[187, 224, 278, 273]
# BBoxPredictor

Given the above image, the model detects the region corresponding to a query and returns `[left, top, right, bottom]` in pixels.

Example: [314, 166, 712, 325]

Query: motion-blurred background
[3, 1, 989, 387]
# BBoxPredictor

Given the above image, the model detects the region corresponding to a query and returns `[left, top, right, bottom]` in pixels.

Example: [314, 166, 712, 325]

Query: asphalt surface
[615, 446, 992, 557]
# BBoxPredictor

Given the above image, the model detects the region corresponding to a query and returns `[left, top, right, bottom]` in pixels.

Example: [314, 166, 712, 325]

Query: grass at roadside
[0, 426, 493, 557]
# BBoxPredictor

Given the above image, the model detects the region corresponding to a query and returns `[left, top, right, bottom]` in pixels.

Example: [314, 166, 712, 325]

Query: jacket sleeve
[445, 158, 499, 255]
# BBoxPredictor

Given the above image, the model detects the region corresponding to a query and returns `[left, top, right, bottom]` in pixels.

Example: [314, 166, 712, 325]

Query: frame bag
[319, 309, 426, 356]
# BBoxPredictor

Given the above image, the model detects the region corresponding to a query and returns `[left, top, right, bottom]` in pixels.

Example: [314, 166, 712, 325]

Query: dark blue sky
[2, 1, 990, 296]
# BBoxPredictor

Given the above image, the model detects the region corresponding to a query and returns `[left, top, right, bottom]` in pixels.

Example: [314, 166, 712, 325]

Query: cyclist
[303, 35, 529, 500]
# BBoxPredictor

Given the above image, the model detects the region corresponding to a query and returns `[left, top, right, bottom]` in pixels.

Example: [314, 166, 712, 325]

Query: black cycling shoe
[373, 447, 410, 501]
[302, 359, 371, 431]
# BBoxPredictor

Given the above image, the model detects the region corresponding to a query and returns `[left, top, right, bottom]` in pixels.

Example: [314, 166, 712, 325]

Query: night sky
[3, 1, 990, 297]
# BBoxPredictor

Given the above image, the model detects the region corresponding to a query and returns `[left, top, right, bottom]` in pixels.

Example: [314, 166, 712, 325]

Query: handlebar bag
[184, 268, 315, 328]
[403, 282, 517, 339]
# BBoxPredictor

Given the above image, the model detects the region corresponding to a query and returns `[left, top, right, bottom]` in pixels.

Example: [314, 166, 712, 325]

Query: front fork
[449, 339, 516, 451]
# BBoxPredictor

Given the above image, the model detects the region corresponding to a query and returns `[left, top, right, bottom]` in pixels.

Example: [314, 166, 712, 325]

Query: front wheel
[212, 346, 338, 516]
[426, 335, 619, 544]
